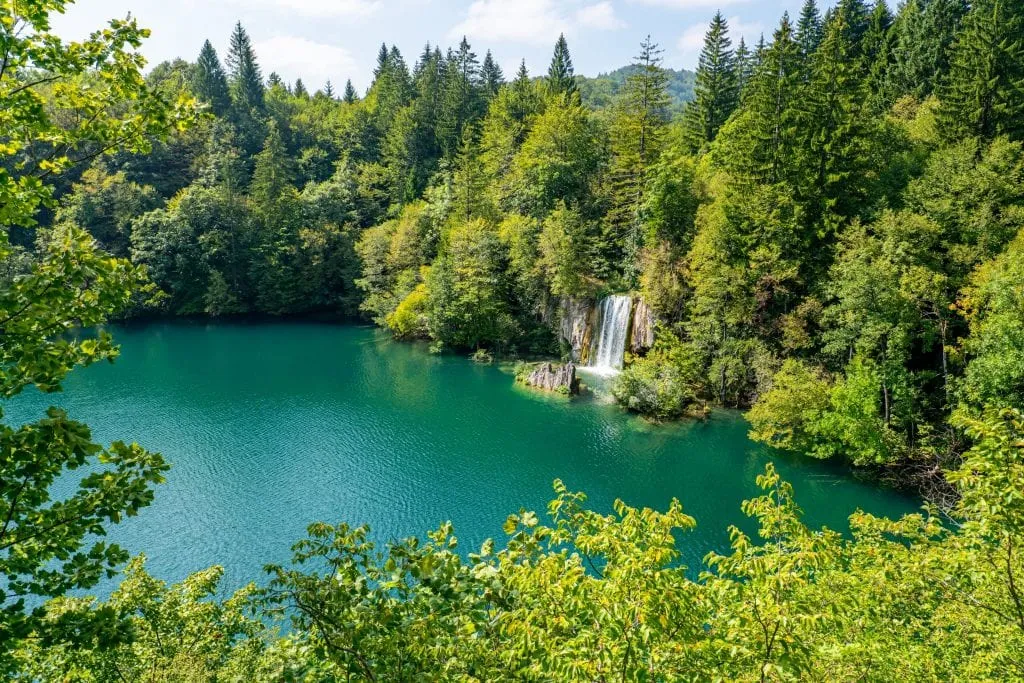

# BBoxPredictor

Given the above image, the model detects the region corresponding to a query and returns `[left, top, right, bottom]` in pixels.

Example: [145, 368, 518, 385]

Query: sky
[51, 0, 830, 94]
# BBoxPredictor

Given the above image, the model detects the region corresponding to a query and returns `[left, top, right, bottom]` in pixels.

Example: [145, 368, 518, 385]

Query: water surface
[9, 321, 919, 592]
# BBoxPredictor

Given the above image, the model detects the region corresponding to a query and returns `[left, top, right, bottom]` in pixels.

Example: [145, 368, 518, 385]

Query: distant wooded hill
[578, 65, 696, 113]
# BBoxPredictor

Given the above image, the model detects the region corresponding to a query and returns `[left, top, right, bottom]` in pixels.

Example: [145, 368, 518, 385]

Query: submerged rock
[522, 362, 581, 396]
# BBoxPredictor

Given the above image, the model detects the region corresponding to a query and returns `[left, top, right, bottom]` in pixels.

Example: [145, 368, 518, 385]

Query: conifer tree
[863, 0, 895, 110]
[682, 12, 739, 152]
[293, 78, 307, 98]
[889, 0, 967, 99]
[803, 13, 873, 230]
[267, 72, 283, 88]
[720, 14, 803, 185]
[194, 40, 231, 116]
[226, 22, 264, 112]
[938, 0, 1024, 142]
[323, 80, 335, 98]
[607, 36, 670, 279]
[734, 38, 754, 97]
[547, 33, 578, 98]
[250, 121, 294, 210]
[343, 79, 358, 104]
[837, 0, 872, 52]
[796, 0, 824, 56]
[374, 43, 389, 79]
[481, 50, 504, 99]
[436, 38, 482, 158]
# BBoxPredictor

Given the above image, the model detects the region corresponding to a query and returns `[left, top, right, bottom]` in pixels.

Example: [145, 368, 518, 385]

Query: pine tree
[250, 120, 295, 217]
[267, 72, 283, 88]
[721, 14, 803, 185]
[938, 0, 1024, 142]
[734, 38, 754, 97]
[607, 36, 671, 280]
[323, 80, 335, 98]
[837, 0, 872, 53]
[481, 50, 504, 99]
[436, 38, 482, 158]
[226, 22, 264, 112]
[682, 12, 739, 152]
[293, 78, 308, 99]
[343, 79, 358, 104]
[374, 43, 389, 79]
[547, 33, 578, 98]
[889, 0, 968, 99]
[863, 0, 895, 110]
[193, 39, 231, 116]
[796, 0, 824, 56]
[803, 13, 873, 230]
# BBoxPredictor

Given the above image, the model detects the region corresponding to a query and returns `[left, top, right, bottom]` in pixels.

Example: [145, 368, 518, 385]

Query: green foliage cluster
[15, 0, 1022, 480]
[7, 0, 1024, 678]
[12, 409, 1024, 681]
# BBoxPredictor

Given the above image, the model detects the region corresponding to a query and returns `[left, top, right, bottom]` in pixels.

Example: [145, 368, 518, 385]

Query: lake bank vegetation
[17, 0, 1024, 495]
[3, 0, 1024, 678]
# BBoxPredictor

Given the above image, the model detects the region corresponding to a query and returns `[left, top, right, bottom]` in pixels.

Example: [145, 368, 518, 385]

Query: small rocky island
[518, 362, 581, 395]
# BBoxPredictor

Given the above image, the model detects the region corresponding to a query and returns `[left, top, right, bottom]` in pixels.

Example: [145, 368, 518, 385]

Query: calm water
[9, 321, 919, 592]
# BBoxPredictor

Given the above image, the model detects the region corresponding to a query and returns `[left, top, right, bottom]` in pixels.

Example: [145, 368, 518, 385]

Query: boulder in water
[520, 362, 581, 396]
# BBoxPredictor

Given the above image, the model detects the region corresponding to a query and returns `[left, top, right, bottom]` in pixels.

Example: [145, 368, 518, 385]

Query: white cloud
[576, 2, 626, 30]
[449, 0, 569, 44]
[677, 15, 763, 64]
[633, 0, 749, 8]
[255, 36, 359, 89]
[449, 0, 623, 45]
[244, 0, 381, 18]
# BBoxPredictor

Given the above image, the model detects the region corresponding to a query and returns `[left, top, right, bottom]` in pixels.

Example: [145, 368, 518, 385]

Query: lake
[9, 321, 919, 593]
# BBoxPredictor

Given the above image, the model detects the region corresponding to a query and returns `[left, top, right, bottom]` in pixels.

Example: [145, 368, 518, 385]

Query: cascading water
[587, 295, 632, 375]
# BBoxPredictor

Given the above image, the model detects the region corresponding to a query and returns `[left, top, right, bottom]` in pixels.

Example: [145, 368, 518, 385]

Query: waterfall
[588, 295, 632, 375]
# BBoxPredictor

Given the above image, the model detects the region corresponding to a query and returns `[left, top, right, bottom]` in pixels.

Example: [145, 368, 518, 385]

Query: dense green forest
[3, 0, 1024, 679]
[27, 0, 1024, 498]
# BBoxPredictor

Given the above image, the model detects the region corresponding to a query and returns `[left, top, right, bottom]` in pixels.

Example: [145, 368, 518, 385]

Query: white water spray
[587, 295, 632, 375]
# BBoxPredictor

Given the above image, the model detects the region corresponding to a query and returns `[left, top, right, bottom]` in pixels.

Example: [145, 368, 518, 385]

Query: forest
[2, 0, 1024, 679]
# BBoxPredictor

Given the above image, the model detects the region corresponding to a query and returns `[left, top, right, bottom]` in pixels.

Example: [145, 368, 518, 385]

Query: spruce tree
[804, 13, 872, 230]
[938, 0, 1024, 142]
[323, 80, 335, 98]
[722, 14, 803, 185]
[374, 43, 389, 79]
[862, 1, 895, 110]
[226, 22, 264, 112]
[481, 50, 504, 99]
[193, 39, 231, 116]
[343, 79, 358, 104]
[267, 72, 283, 88]
[547, 33, 578, 98]
[734, 38, 754, 97]
[837, 0, 872, 52]
[889, 0, 968, 99]
[293, 78, 308, 99]
[436, 38, 482, 158]
[796, 0, 824, 56]
[682, 12, 739, 152]
[607, 36, 670, 279]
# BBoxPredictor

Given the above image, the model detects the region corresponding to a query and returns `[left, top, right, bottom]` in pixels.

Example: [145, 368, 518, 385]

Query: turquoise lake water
[8, 321, 920, 592]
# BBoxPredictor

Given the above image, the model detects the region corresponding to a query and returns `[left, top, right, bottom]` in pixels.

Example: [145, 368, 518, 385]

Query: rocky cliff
[558, 298, 596, 364]
[629, 298, 655, 354]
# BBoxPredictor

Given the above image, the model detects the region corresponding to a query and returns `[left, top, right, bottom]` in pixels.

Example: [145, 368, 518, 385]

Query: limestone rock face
[629, 298, 655, 354]
[558, 298, 596, 364]
[524, 362, 580, 395]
